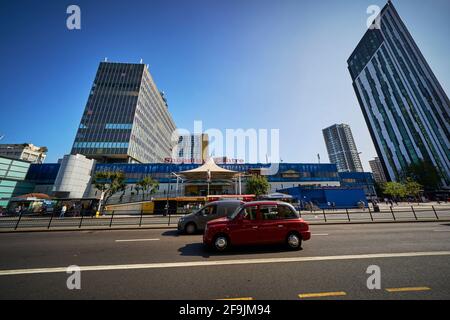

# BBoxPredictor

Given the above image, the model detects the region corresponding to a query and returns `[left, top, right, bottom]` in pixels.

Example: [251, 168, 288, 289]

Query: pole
[238, 174, 242, 195]
[79, 212, 84, 228]
[323, 209, 327, 222]
[139, 209, 144, 227]
[390, 206, 396, 221]
[411, 205, 417, 220]
[368, 206, 373, 221]
[432, 205, 439, 220]
[346, 208, 351, 222]
[47, 210, 55, 229]
[109, 210, 115, 227]
[165, 178, 171, 217]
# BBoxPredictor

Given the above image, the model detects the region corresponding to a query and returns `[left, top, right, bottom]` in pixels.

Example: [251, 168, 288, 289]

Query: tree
[246, 175, 269, 197]
[402, 160, 441, 191]
[383, 182, 406, 199]
[93, 171, 126, 213]
[137, 176, 159, 200]
[404, 178, 422, 199]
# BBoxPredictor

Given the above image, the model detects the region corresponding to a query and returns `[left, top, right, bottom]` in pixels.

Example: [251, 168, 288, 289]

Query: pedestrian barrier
[0, 205, 449, 232]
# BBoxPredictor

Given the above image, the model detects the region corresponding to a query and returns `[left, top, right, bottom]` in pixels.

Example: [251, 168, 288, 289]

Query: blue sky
[0, 0, 449, 170]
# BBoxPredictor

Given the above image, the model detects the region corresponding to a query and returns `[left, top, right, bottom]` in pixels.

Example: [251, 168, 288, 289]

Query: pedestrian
[60, 205, 67, 218]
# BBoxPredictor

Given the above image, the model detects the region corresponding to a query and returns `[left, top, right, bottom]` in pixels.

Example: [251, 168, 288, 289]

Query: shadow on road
[161, 230, 180, 237]
[177, 242, 303, 258]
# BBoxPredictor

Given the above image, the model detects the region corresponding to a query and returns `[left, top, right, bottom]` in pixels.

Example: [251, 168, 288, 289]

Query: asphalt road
[0, 222, 449, 299]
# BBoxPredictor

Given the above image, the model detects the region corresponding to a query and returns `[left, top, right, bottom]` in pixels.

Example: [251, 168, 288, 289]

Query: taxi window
[277, 204, 298, 219]
[260, 205, 278, 220]
[241, 206, 257, 220]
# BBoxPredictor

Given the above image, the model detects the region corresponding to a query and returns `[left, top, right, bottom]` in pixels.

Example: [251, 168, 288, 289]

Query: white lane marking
[433, 230, 450, 232]
[312, 233, 329, 236]
[1, 251, 449, 276]
[115, 238, 160, 242]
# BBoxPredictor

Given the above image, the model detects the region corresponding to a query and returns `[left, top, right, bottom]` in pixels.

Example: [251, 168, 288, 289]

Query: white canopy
[179, 158, 239, 180]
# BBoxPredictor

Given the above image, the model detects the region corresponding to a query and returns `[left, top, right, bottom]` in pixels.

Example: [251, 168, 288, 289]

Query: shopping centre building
[25, 157, 375, 202]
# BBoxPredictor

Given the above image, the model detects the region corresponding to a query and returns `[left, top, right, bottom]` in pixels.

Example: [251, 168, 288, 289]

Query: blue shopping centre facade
[25, 162, 376, 201]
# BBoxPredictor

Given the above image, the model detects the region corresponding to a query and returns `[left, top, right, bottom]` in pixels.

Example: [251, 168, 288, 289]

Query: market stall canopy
[263, 192, 293, 200]
[14, 193, 53, 200]
[179, 158, 239, 180]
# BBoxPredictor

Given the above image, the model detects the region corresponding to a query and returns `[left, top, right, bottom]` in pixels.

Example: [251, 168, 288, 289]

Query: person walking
[60, 205, 67, 218]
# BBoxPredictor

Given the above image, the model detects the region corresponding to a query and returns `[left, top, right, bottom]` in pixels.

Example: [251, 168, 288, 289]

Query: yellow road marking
[299, 291, 347, 298]
[386, 287, 431, 293]
[218, 297, 254, 300]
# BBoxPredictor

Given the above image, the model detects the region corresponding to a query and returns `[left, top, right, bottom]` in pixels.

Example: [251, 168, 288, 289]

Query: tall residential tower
[323, 123, 364, 172]
[71, 62, 177, 163]
[347, 1, 450, 185]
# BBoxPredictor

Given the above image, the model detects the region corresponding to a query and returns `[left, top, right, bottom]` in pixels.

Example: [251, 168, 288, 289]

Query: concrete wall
[52, 154, 95, 198]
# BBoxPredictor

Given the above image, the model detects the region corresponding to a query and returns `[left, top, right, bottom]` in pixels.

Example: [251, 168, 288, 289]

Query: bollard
[411, 206, 417, 220]
[390, 206, 396, 221]
[139, 209, 144, 227]
[109, 210, 115, 228]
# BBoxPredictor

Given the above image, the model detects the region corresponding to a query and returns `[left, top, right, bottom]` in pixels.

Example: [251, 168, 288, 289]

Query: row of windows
[105, 123, 133, 130]
[73, 142, 129, 149]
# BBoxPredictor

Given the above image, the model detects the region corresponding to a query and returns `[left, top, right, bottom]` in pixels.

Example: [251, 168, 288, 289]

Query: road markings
[433, 230, 450, 232]
[1, 251, 449, 276]
[299, 291, 346, 298]
[115, 238, 160, 242]
[312, 233, 329, 236]
[386, 287, 431, 293]
[218, 297, 254, 300]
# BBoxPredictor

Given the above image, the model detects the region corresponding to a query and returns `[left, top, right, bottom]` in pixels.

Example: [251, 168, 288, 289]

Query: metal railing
[0, 205, 449, 231]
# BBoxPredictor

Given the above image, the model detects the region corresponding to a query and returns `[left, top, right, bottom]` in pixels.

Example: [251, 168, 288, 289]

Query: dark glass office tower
[323, 124, 364, 173]
[71, 62, 177, 163]
[348, 1, 450, 186]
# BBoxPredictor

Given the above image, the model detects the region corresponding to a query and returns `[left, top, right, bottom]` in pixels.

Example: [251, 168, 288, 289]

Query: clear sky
[0, 0, 449, 170]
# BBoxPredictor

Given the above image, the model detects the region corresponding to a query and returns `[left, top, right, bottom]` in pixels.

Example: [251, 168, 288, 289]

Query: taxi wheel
[185, 223, 197, 235]
[286, 232, 302, 250]
[213, 235, 229, 252]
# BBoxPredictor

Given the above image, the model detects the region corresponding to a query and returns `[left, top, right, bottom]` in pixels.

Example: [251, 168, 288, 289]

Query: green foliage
[246, 175, 270, 197]
[402, 160, 441, 191]
[136, 176, 159, 199]
[382, 182, 406, 199]
[404, 178, 422, 198]
[93, 171, 126, 208]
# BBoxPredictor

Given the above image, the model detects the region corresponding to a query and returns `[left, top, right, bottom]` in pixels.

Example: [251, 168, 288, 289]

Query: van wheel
[185, 223, 197, 235]
[286, 232, 302, 250]
[213, 235, 229, 252]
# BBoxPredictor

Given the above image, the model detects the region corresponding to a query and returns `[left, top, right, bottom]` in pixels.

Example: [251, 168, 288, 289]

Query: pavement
[0, 221, 450, 299]
[1, 205, 449, 232]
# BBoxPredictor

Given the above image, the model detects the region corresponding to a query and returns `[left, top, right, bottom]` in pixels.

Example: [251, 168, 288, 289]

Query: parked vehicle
[178, 200, 243, 234]
[203, 201, 311, 251]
